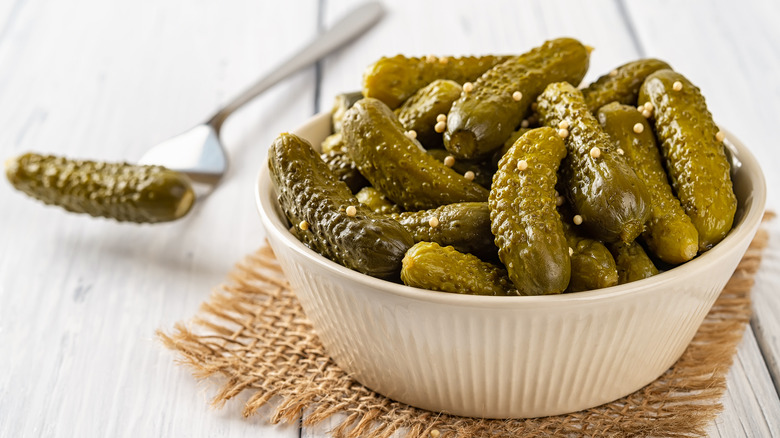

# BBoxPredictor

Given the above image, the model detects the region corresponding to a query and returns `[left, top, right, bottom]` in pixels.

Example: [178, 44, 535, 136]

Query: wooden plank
[706, 327, 780, 437]
[621, 0, 780, 435]
[0, 0, 319, 436]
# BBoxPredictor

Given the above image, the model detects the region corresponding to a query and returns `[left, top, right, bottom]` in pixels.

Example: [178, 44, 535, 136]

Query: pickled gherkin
[445, 38, 590, 159]
[562, 221, 619, 292]
[401, 242, 514, 296]
[356, 186, 400, 214]
[582, 59, 671, 113]
[489, 127, 570, 295]
[392, 202, 496, 261]
[5, 153, 194, 223]
[321, 148, 368, 194]
[362, 54, 511, 109]
[536, 81, 650, 243]
[395, 79, 462, 149]
[342, 98, 488, 211]
[639, 70, 737, 251]
[492, 128, 531, 169]
[609, 241, 658, 284]
[597, 102, 698, 263]
[268, 133, 413, 280]
[427, 149, 493, 189]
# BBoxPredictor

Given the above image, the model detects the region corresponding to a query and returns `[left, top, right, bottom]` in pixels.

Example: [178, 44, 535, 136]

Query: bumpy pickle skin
[492, 128, 531, 169]
[639, 70, 737, 251]
[342, 98, 488, 211]
[362, 54, 512, 109]
[356, 186, 400, 214]
[268, 133, 413, 280]
[427, 149, 493, 189]
[562, 221, 619, 292]
[597, 102, 698, 263]
[321, 148, 368, 194]
[5, 153, 194, 223]
[444, 38, 590, 160]
[401, 242, 514, 296]
[536, 82, 650, 243]
[489, 127, 570, 295]
[395, 79, 462, 149]
[608, 241, 658, 285]
[392, 202, 497, 261]
[582, 59, 671, 113]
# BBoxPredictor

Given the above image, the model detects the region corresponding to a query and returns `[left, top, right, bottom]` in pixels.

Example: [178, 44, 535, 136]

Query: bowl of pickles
[256, 38, 766, 418]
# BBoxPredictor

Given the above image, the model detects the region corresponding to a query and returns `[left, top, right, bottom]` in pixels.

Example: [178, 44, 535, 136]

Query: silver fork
[139, 2, 384, 198]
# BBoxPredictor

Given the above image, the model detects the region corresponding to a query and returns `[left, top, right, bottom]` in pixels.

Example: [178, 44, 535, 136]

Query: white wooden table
[1, 1, 779, 436]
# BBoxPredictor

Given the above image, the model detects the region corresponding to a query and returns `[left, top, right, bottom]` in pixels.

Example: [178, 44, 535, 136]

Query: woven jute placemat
[159, 216, 771, 438]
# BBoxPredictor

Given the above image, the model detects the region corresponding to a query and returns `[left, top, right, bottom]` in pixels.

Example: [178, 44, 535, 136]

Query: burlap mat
[159, 215, 772, 438]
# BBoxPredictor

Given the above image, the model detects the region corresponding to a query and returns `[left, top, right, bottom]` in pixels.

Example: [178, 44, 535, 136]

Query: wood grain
[0, 0, 318, 436]
[1, 0, 778, 436]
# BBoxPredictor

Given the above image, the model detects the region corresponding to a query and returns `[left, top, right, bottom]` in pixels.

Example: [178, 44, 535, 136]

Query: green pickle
[597, 102, 698, 263]
[536, 81, 650, 243]
[582, 59, 671, 113]
[609, 241, 658, 285]
[489, 127, 570, 295]
[321, 148, 368, 194]
[562, 221, 619, 292]
[5, 153, 194, 223]
[401, 242, 514, 296]
[356, 186, 400, 214]
[268, 133, 413, 280]
[639, 70, 737, 250]
[362, 54, 511, 109]
[395, 79, 462, 149]
[392, 202, 496, 261]
[342, 98, 488, 211]
[427, 149, 493, 189]
[491, 128, 531, 169]
[445, 38, 590, 159]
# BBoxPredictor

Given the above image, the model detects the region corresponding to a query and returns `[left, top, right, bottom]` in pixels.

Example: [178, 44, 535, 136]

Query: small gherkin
[639, 69, 737, 251]
[5, 153, 195, 223]
[401, 242, 514, 296]
[581, 58, 671, 113]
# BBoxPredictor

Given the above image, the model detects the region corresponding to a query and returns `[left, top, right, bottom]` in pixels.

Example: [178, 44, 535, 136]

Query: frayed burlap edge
[158, 214, 772, 438]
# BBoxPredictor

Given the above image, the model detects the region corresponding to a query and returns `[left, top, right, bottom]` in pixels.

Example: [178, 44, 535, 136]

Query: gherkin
[356, 186, 400, 214]
[268, 133, 413, 280]
[639, 70, 736, 251]
[392, 202, 496, 261]
[597, 102, 698, 263]
[5, 153, 194, 223]
[342, 98, 488, 211]
[427, 149, 493, 189]
[609, 241, 658, 285]
[321, 147, 368, 194]
[362, 54, 511, 109]
[401, 242, 514, 296]
[536, 81, 650, 243]
[489, 127, 570, 295]
[582, 59, 671, 113]
[395, 79, 462, 149]
[561, 220, 619, 292]
[444, 38, 590, 159]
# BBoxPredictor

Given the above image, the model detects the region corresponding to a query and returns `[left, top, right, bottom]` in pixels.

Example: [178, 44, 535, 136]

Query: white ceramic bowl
[256, 112, 766, 418]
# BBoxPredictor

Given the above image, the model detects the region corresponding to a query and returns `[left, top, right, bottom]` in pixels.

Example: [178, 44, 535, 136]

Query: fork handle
[207, 1, 384, 131]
